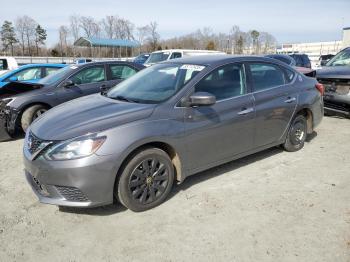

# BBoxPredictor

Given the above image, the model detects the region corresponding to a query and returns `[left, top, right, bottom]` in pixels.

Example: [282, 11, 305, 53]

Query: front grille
[55, 186, 89, 202]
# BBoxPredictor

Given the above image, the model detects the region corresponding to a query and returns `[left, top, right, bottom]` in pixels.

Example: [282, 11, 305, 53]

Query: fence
[14, 56, 135, 65]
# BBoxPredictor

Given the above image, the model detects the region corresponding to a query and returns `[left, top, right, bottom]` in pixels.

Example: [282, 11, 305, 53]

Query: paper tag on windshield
[180, 64, 205, 71]
[70, 66, 78, 69]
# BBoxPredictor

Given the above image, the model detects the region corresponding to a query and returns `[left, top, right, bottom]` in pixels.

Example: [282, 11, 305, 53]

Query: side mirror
[189, 92, 216, 107]
[100, 85, 108, 95]
[9, 76, 18, 82]
[63, 80, 75, 88]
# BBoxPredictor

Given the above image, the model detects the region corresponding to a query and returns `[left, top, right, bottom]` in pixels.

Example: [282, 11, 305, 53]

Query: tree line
[0, 15, 277, 57]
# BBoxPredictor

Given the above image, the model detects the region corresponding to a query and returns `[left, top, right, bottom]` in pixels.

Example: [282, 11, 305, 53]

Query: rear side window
[109, 65, 137, 80]
[70, 66, 105, 85]
[0, 59, 8, 70]
[249, 63, 286, 92]
[195, 63, 246, 100]
[170, 52, 182, 59]
[45, 67, 61, 76]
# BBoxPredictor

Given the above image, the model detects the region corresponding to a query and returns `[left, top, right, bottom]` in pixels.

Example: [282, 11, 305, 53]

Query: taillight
[315, 83, 324, 96]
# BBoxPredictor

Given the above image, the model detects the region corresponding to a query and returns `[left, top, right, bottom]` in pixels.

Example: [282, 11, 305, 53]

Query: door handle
[238, 108, 254, 115]
[284, 97, 296, 103]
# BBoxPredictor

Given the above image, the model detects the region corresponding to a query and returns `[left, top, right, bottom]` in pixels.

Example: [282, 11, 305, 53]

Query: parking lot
[0, 116, 349, 261]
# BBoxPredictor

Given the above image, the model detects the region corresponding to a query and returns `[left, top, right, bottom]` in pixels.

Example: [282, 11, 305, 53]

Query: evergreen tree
[0, 21, 18, 56]
[35, 25, 47, 55]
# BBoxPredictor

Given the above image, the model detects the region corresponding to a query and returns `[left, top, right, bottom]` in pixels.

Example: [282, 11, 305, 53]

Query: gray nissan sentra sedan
[23, 55, 324, 212]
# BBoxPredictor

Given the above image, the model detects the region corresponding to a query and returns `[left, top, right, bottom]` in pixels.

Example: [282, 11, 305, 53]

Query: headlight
[44, 134, 106, 161]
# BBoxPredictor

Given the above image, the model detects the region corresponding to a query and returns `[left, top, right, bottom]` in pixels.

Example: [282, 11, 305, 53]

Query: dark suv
[289, 54, 312, 69]
[0, 61, 144, 140]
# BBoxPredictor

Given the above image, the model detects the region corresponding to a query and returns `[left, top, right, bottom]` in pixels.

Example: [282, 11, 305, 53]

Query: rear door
[184, 63, 255, 171]
[55, 65, 107, 103]
[247, 62, 298, 147]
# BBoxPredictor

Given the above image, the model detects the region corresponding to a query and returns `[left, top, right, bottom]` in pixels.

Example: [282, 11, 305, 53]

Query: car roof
[161, 55, 285, 66]
[18, 63, 67, 68]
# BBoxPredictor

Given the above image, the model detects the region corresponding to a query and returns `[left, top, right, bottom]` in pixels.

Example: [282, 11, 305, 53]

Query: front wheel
[116, 148, 174, 212]
[21, 105, 48, 132]
[283, 114, 307, 152]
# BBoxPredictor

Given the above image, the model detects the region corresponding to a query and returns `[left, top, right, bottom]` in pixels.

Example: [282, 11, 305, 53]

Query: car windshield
[107, 63, 205, 104]
[38, 65, 76, 85]
[326, 49, 350, 66]
[146, 52, 171, 64]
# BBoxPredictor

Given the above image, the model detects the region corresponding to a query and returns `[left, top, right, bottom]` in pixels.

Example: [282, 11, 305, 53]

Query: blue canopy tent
[74, 37, 140, 58]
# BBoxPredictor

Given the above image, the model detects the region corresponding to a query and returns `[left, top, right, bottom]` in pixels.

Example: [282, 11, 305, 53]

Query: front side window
[249, 63, 286, 92]
[195, 63, 246, 100]
[11, 67, 41, 81]
[70, 66, 105, 85]
[107, 63, 204, 104]
[109, 65, 137, 80]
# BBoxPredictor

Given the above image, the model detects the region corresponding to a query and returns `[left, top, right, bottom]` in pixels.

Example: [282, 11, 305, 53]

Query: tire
[116, 148, 174, 212]
[21, 105, 48, 132]
[283, 114, 307, 152]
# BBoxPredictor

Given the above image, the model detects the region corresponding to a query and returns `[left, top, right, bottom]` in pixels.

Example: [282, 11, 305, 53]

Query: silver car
[23, 56, 324, 212]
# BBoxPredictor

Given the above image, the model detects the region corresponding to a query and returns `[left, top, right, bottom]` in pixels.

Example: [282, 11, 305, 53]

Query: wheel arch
[116, 141, 183, 183]
[295, 107, 313, 134]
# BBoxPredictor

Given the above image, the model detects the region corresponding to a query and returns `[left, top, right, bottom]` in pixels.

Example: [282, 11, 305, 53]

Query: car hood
[0, 81, 44, 99]
[316, 66, 350, 79]
[31, 94, 156, 141]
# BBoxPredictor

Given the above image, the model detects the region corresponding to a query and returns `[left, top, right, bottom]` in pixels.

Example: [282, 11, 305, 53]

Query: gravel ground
[0, 116, 349, 262]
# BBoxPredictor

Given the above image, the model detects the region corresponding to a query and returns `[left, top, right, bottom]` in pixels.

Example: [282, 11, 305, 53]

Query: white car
[0, 57, 18, 75]
[144, 49, 226, 66]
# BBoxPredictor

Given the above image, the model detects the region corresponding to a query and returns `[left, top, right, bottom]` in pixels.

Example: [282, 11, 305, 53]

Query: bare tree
[59, 25, 69, 56]
[102, 15, 116, 39]
[15, 16, 27, 55]
[69, 15, 81, 42]
[146, 21, 160, 51]
[79, 16, 100, 38]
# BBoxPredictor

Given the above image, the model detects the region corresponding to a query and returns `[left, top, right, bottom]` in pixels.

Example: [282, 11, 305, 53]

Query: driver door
[184, 63, 255, 172]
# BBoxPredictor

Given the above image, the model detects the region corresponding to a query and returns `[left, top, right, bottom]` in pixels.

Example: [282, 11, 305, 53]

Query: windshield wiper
[112, 95, 140, 103]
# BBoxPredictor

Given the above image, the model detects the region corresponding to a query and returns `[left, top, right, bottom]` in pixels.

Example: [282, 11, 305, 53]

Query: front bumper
[23, 145, 120, 208]
[0, 103, 19, 142]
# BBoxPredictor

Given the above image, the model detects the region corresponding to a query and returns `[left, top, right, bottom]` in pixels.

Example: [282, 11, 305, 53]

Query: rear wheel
[116, 148, 174, 212]
[283, 114, 307, 152]
[21, 105, 48, 132]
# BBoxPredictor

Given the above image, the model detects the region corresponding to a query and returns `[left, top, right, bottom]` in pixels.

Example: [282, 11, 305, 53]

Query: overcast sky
[1, 0, 350, 47]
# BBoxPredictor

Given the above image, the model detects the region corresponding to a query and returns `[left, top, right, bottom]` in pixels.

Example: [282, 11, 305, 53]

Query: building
[277, 27, 350, 67]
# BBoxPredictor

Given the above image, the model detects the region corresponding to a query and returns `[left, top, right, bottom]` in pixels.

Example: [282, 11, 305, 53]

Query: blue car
[0, 63, 67, 88]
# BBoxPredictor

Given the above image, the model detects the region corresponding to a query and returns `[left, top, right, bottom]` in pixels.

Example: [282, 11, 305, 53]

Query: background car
[0, 61, 145, 140]
[319, 54, 335, 66]
[133, 53, 150, 65]
[289, 54, 312, 68]
[316, 47, 350, 118]
[265, 54, 296, 66]
[22, 55, 323, 212]
[0, 57, 18, 75]
[0, 63, 66, 88]
[265, 54, 316, 77]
